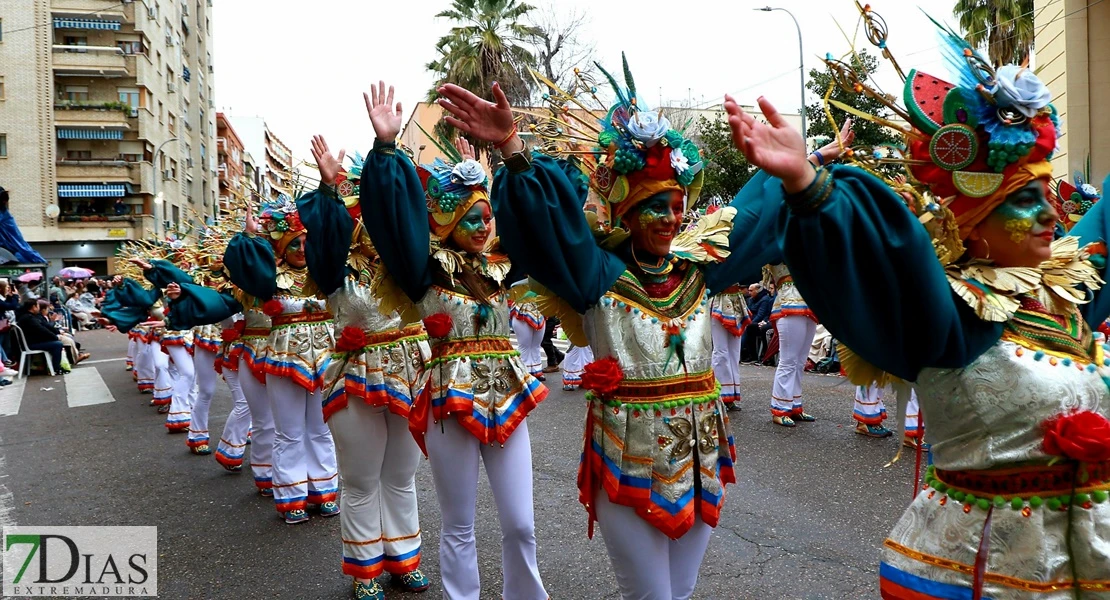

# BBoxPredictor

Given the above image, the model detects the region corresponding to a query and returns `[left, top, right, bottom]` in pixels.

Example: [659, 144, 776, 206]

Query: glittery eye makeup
[995, 187, 1051, 243]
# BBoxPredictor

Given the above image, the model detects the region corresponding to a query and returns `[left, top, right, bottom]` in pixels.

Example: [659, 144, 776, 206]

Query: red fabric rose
[335, 326, 368, 353]
[1098, 320, 1110, 340]
[221, 328, 241, 343]
[423, 313, 453, 338]
[580, 357, 624, 397]
[262, 299, 284, 317]
[1043, 410, 1110, 463]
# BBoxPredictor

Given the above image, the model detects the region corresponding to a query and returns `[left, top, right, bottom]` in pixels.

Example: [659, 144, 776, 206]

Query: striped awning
[58, 184, 126, 198]
[57, 128, 123, 140]
[53, 17, 121, 31]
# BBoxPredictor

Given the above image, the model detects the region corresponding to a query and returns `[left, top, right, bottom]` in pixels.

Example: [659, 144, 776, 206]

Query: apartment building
[0, 0, 216, 276]
[1035, 0, 1110, 182]
[229, 116, 292, 202]
[215, 111, 244, 213]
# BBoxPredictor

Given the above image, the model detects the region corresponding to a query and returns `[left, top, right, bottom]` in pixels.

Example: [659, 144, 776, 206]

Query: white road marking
[77, 357, 125, 366]
[0, 378, 26, 417]
[65, 367, 115, 408]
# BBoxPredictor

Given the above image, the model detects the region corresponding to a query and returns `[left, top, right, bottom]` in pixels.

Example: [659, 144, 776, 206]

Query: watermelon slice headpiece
[1056, 164, 1102, 231]
[818, 6, 1060, 264]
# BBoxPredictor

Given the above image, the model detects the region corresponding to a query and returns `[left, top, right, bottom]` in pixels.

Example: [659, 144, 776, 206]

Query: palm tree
[426, 0, 542, 156]
[952, 0, 1035, 67]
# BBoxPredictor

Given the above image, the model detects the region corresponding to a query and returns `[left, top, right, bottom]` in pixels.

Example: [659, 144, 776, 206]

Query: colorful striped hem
[185, 436, 209, 448]
[274, 495, 308, 513]
[263, 356, 328, 392]
[428, 377, 547, 446]
[770, 306, 817, 322]
[384, 547, 422, 575]
[710, 310, 749, 337]
[342, 554, 384, 579]
[879, 562, 979, 600]
[307, 488, 338, 504]
[214, 447, 245, 468]
[853, 409, 888, 425]
[252, 475, 273, 491]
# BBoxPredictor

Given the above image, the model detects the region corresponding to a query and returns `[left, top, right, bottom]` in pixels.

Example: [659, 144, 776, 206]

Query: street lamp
[151, 137, 179, 237]
[417, 144, 427, 164]
[755, 6, 806, 144]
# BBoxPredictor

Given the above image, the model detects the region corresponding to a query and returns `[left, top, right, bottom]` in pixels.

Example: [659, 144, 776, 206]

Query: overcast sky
[212, 0, 963, 165]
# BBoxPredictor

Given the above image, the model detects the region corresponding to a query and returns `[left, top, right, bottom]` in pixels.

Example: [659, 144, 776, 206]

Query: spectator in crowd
[16, 281, 38, 302]
[0, 281, 19, 376]
[36, 299, 87, 363]
[16, 299, 68, 373]
[113, 198, 129, 216]
[540, 316, 564, 373]
[65, 292, 95, 327]
[49, 277, 65, 305]
[741, 283, 772, 363]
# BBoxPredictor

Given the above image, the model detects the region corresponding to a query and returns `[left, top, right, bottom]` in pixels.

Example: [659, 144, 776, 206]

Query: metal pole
[151, 137, 178, 236]
[756, 7, 806, 144]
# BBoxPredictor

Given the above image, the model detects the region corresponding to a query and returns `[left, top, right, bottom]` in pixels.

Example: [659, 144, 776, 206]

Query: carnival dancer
[223, 195, 339, 524]
[228, 309, 274, 492]
[764, 262, 817, 425]
[131, 323, 155, 394]
[852, 382, 924, 447]
[361, 82, 548, 600]
[299, 135, 431, 598]
[434, 57, 783, 599]
[709, 282, 748, 410]
[559, 343, 594, 391]
[509, 288, 547, 379]
[724, 13, 1110, 598]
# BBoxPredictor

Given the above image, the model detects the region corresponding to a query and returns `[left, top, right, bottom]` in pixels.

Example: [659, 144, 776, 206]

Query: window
[169, 159, 177, 179]
[156, 51, 162, 74]
[66, 150, 92, 160]
[171, 205, 179, 227]
[119, 141, 143, 162]
[0, 135, 6, 158]
[0, 18, 4, 43]
[63, 36, 88, 52]
[158, 100, 164, 123]
[168, 113, 176, 135]
[117, 87, 140, 108]
[117, 39, 142, 55]
[64, 85, 88, 102]
[0, 77, 4, 100]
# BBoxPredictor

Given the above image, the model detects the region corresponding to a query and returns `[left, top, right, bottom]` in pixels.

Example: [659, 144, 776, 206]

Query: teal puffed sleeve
[144, 259, 195, 289]
[492, 154, 625, 313]
[298, 186, 356, 296]
[704, 170, 788, 293]
[1067, 174, 1110, 327]
[99, 278, 160, 332]
[359, 142, 434, 303]
[778, 165, 1001, 381]
[166, 283, 242, 330]
[223, 233, 277, 301]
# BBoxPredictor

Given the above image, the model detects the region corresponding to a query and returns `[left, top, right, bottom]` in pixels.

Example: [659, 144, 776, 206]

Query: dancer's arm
[163, 282, 242, 330]
[299, 135, 357, 297]
[726, 96, 999, 381]
[223, 207, 278, 302]
[1067, 174, 1110, 326]
[358, 82, 433, 303]
[98, 278, 160, 332]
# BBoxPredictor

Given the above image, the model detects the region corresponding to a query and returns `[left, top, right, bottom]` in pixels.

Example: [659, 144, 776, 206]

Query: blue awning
[53, 18, 121, 31]
[57, 128, 123, 140]
[58, 184, 126, 198]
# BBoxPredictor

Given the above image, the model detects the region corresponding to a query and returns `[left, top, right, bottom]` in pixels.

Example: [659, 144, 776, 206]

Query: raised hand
[310, 135, 346, 186]
[128, 257, 153, 271]
[437, 82, 516, 145]
[165, 282, 182, 300]
[454, 137, 476, 161]
[243, 201, 259, 235]
[724, 95, 815, 193]
[811, 118, 856, 165]
[363, 81, 403, 142]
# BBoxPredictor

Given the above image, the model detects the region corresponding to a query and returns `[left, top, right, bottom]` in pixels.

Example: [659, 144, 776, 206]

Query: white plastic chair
[12, 324, 56, 378]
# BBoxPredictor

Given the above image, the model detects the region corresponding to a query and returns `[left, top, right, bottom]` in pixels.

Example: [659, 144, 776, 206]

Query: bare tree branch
[528, 6, 597, 102]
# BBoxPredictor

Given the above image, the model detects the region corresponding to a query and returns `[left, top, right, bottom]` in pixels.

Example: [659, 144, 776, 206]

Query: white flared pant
[770, 316, 817, 416]
[711, 319, 742, 405]
[266, 375, 337, 513]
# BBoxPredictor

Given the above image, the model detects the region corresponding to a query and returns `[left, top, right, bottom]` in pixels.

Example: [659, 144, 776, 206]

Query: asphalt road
[0, 330, 922, 599]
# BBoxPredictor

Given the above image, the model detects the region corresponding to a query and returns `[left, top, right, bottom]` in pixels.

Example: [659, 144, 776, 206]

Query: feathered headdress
[411, 127, 490, 240]
[257, 193, 305, 257]
[818, 3, 1060, 264]
[521, 53, 705, 229]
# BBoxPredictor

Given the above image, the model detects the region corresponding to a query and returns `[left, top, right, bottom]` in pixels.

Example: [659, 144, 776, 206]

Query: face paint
[993, 184, 1052, 244]
[637, 197, 673, 229]
[450, 201, 492, 253]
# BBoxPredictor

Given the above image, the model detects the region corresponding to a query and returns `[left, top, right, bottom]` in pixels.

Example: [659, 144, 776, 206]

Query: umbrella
[58, 266, 94, 279]
[16, 272, 42, 283]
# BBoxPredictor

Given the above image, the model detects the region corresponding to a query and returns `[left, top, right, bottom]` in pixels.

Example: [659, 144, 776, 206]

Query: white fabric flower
[627, 111, 671, 147]
[452, 160, 486, 186]
[1081, 183, 1100, 198]
[991, 66, 1051, 118]
[670, 147, 690, 174]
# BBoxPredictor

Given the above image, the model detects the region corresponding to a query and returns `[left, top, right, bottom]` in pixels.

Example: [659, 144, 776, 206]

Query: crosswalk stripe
[65, 367, 115, 408]
[0, 378, 26, 417]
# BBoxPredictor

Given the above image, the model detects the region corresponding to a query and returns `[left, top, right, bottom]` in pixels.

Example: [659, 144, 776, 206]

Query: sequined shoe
[391, 569, 431, 593]
[725, 401, 741, 412]
[318, 501, 340, 518]
[190, 444, 212, 455]
[259, 488, 273, 497]
[903, 435, 931, 450]
[157, 405, 170, 414]
[772, 415, 796, 427]
[793, 412, 816, 422]
[283, 509, 309, 524]
[353, 580, 385, 600]
[855, 422, 892, 438]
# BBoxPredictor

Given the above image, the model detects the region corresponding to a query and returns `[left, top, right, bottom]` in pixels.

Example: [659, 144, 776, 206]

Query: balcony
[56, 159, 133, 183]
[51, 0, 126, 20]
[55, 102, 134, 127]
[52, 45, 128, 77]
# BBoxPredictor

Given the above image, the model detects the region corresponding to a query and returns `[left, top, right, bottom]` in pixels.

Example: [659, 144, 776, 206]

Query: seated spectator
[65, 293, 95, 327]
[16, 299, 68, 373]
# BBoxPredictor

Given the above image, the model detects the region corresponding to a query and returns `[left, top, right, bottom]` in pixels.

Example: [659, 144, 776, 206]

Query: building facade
[0, 0, 216, 277]
[228, 116, 292, 202]
[216, 111, 244, 213]
[1035, 0, 1110, 183]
